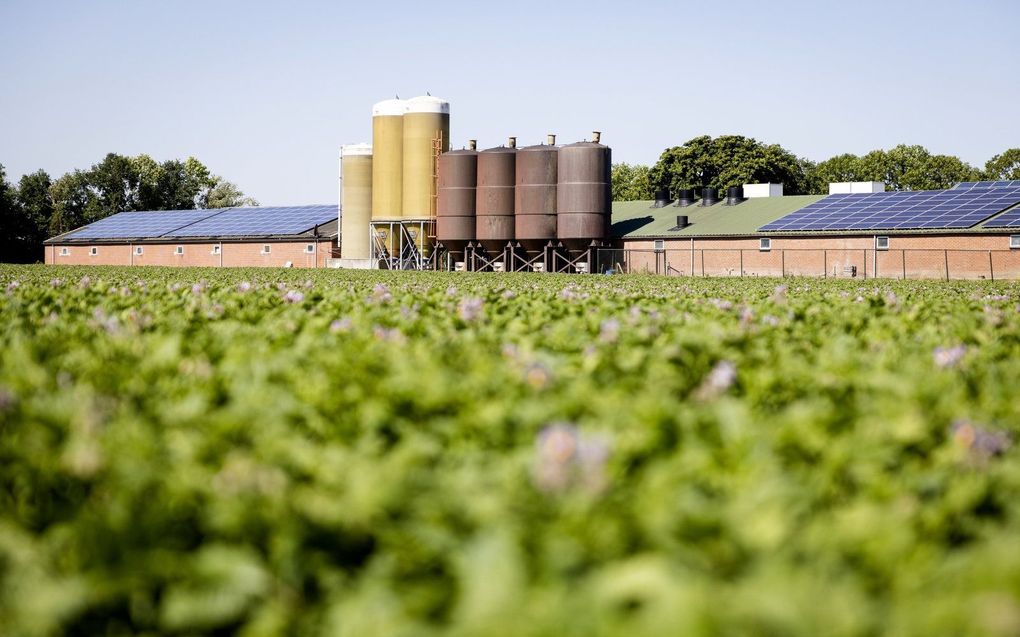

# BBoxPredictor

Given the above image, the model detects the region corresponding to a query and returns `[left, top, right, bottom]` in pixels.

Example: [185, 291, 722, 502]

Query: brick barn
[44, 205, 338, 269]
[609, 183, 1020, 280]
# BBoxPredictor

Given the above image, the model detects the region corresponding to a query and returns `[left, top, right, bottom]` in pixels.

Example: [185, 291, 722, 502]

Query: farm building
[607, 181, 1020, 280]
[44, 205, 338, 268]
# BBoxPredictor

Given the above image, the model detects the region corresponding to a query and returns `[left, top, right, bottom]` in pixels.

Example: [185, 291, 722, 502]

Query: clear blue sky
[2, 0, 1018, 206]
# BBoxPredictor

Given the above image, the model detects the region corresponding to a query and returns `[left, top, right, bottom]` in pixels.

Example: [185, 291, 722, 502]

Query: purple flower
[371, 283, 392, 303]
[933, 345, 967, 369]
[50, 278, 63, 287]
[695, 360, 737, 400]
[771, 284, 788, 303]
[330, 318, 353, 333]
[458, 297, 484, 321]
[237, 281, 252, 293]
[282, 290, 304, 304]
[5, 281, 19, 294]
[191, 283, 205, 295]
[599, 319, 620, 343]
[534, 423, 611, 494]
[79, 276, 91, 289]
[950, 420, 1011, 461]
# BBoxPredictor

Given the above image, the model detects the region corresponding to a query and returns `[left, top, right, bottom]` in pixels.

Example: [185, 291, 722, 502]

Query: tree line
[612, 136, 1020, 201]
[1, 153, 257, 263]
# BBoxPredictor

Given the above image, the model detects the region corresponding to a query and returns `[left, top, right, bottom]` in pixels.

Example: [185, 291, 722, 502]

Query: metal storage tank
[371, 99, 406, 220]
[340, 143, 373, 260]
[436, 140, 478, 254]
[515, 134, 558, 250]
[556, 132, 611, 246]
[402, 95, 450, 219]
[476, 138, 517, 253]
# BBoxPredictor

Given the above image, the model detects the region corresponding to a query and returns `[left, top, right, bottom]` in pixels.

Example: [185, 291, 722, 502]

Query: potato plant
[1, 264, 1019, 636]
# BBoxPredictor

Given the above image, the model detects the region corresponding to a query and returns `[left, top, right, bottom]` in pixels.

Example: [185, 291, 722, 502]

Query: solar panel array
[980, 202, 1020, 228]
[65, 209, 222, 239]
[62, 205, 338, 240]
[953, 180, 1020, 190]
[758, 187, 1020, 232]
[164, 205, 338, 237]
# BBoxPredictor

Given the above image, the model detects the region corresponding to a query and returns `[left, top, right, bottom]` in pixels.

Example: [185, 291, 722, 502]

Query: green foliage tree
[610, 163, 654, 201]
[649, 135, 813, 196]
[48, 169, 94, 236]
[204, 177, 259, 208]
[985, 148, 1020, 180]
[8, 170, 54, 262]
[0, 165, 30, 262]
[812, 145, 982, 192]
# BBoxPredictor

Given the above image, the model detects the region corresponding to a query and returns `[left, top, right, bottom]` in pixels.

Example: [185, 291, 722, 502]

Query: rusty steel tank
[556, 131, 611, 248]
[436, 140, 478, 254]
[514, 134, 558, 251]
[475, 137, 517, 254]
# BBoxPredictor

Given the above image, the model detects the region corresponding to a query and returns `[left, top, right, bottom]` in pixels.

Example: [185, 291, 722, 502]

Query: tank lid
[405, 95, 450, 114]
[480, 145, 517, 153]
[372, 99, 407, 116]
[341, 143, 373, 156]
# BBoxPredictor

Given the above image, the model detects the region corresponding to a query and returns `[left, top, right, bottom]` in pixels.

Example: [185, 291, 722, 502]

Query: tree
[0, 164, 30, 262]
[610, 163, 653, 201]
[48, 169, 94, 236]
[649, 135, 813, 196]
[204, 177, 259, 208]
[985, 149, 1020, 181]
[10, 170, 53, 262]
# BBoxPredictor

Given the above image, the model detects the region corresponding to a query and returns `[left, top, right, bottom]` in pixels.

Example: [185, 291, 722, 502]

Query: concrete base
[328, 258, 380, 270]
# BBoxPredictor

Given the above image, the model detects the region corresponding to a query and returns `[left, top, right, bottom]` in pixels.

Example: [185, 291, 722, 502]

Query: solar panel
[980, 203, 1020, 228]
[953, 180, 1020, 190]
[759, 187, 1020, 233]
[164, 205, 338, 237]
[65, 209, 227, 239]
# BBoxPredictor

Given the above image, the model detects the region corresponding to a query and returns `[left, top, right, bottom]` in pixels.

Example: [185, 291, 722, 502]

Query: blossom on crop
[950, 420, 1011, 462]
[458, 297, 484, 321]
[534, 423, 610, 494]
[237, 281, 252, 293]
[599, 318, 620, 343]
[191, 283, 205, 295]
[330, 318, 353, 333]
[695, 360, 737, 400]
[79, 276, 91, 289]
[371, 283, 392, 303]
[771, 284, 788, 303]
[933, 345, 967, 368]
[50, 278, 63, 287]
[502, 289, 516, 299]
[303, 279, 314, 289]
[373, 326, 405, 343]
[5, 281, 19, 294]
[446, 285, 458, 297]
[762, 314, 780, 327]
[525, 362, 551, 389]
[740, 306, 755, 326]
[885, 291, 899, 306]
[0, 387, 13, 412]
[283, 290, 304, 304]
[91, 308, 120, 335]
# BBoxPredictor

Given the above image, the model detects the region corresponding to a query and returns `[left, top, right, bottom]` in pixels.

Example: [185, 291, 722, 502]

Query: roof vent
[508, 136, 517, 149]
[701, 186, 719, 206]
[828, 181, 884, 194]
[547, 134, 556, 145]
[651, 188, 673, 208]
[592, 131, 602, 143]
[725, 185, 745, 206]
[669, 215, 690, 231]
[743, 183, 784, 198]
[468, 139, 477, 151]
[674, 188, 696, 207]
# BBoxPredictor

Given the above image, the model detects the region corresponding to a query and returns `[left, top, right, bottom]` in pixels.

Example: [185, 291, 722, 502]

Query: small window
[134, 246, 143, 256]
[262, 244, 272, 254]
[875, 236, 889, 251]
[759, 237, 771, 252]
[653, 239, 664, 252]
[90, 246, 98, 256]
[1010, 235, 1020, 249]
[305, 244, 315, 253]
[60, 247, 69, 256]
[175, 245, 184, 255]
[212, 245, 221, 255]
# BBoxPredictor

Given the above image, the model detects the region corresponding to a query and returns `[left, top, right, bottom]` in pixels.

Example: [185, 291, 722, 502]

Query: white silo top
[405, 95, 450, 114]
[341, 143, 373, 156]
[372, 99, 407, 117]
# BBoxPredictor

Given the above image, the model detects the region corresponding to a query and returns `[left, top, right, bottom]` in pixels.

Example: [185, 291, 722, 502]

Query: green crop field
[2, 264, 1019, 636]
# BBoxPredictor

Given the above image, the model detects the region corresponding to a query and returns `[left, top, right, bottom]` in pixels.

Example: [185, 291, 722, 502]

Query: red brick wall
[622, 234, 1020, 280]
[44, 240, 333, 269]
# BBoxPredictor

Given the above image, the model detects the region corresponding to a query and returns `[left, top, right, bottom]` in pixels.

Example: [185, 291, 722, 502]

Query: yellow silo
[340, 144, 372, 260]
[371, 99, 406, 220]
[401, 95, 450, 219]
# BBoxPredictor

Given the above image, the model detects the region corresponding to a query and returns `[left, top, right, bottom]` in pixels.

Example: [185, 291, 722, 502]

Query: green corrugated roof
[611, 197, 1020, 239]
[611, 196, 824, 238]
